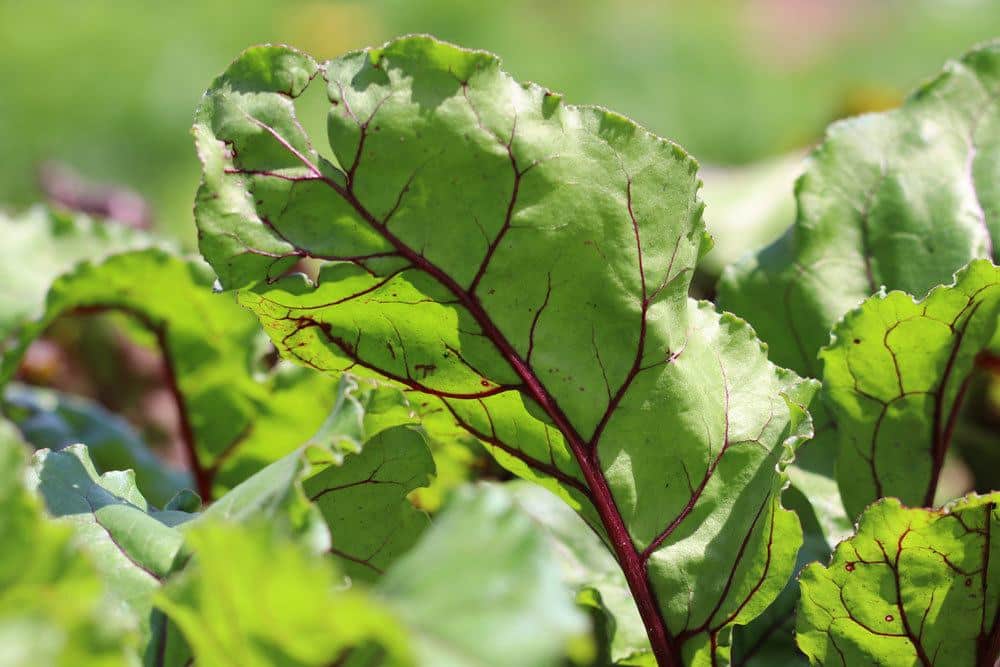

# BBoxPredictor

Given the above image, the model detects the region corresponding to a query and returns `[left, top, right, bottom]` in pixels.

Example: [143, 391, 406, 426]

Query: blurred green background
[3, 0, 1000, 246]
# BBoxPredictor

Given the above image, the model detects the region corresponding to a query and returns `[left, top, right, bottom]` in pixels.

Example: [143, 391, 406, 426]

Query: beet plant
[0, 35, 998, 667]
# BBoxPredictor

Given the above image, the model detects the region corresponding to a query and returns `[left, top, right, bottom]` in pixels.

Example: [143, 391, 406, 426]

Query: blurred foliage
[2, 0, 1000, 245]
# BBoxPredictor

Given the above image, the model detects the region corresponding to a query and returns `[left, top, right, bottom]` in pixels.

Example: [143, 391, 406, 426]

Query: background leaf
[822, 259, 1000, 517]
[796, 493, 1000, 666]
[5, 381, 189, 507]
[0, 248, 341, 500]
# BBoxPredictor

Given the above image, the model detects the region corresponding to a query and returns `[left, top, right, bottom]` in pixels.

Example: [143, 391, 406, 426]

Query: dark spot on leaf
[480, 379, 489, 387]
[966, 577, 973, 586]
[845, 562, 855, 572]
[853, 338, 862, 344]
[884, 615, 893, 622]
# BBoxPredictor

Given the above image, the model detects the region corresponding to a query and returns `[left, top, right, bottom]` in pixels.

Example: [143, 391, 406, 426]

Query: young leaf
[194, 36, 818, 665]
[26, 444, 192, 636]
[5, 381, 190, 506]
[0, 248, 341, 500]
[0, 206, 153, 340]
[719, 40, 1000, 378]
[303, 423, 433, 582]
[193, 374, 435, 569]
[0, 423, 137, 666]
[822, 259, 1000, 518]
[796, 493, 1000, 666]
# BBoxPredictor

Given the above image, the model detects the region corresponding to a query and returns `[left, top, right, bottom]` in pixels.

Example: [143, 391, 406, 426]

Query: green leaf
[198, 374, 436, 575]
[0, 248, 341, 500]
[719, 40, 1000, 378]
[728, 485, 831, 667]
[821, 259, 1000, 519]
[0, 206, 152, 340]
[505, 480, 649, 664]
[796, 493, 1000, 666]
[194, 36, 818, 664]
[26, 444, 193, 638]
[157, 484, 586, 667]
[154, 521, 412, 667]
[374, 483, 589, 667]
[0, 424, 137, 666]
[303, 420, 434, 582]
[5, 381, 189, 507]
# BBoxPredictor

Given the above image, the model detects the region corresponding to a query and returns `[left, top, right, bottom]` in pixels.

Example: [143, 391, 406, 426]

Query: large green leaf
[0, 206, 153, 341]
[194, 36, 818, 665]
[822, 259, 1000, 518]
[719, 40, 1000, 379]
[26, 444, 193, 638]
[5, 381, 189, 507]
[0, 422, 137, 666]
[796, 493, 1000, 666]
[0, 248, 340, 500]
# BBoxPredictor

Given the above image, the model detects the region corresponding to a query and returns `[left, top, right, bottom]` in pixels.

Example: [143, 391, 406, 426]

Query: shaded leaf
[822, 259, 1000, 518]
[796, 493, 1000, 666]
[194, 36, 817, 664]
[196, 374, 435, 575]
[5, 381, 189, 506]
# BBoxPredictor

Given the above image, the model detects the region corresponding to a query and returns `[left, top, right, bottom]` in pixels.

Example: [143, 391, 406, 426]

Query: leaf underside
[194, 35, 817, 664]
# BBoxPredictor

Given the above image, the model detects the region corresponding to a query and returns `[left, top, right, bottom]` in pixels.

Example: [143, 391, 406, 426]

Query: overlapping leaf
[26, 444, 193, 638]
[505, 480, 649, 664]
[0, 422, 137, 666]
[0, 248, 341, 500]
[796, 493, 1000, 666]
[197, 375, 436, 576]
[156, 484, 586, 667]
[194, 35, 818, 664]
[719, 40, 1000, 379]
[154, 521, 412, 667]
[823, 259, 1000, 517]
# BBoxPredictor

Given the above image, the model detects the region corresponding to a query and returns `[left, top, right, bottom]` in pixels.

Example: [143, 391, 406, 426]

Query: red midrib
[336, 187, 683, 667]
